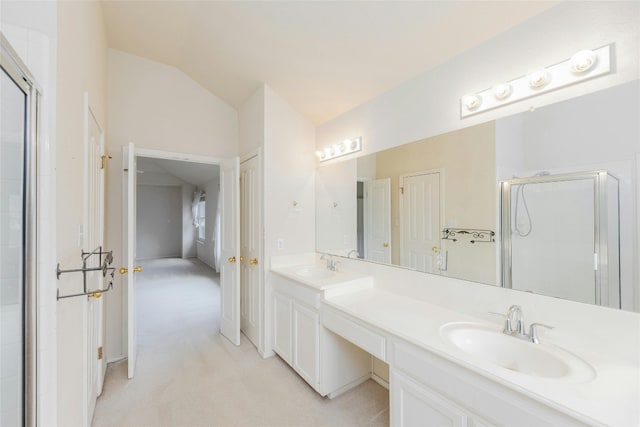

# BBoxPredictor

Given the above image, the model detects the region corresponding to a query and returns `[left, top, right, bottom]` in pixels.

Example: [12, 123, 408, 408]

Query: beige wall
[105, 49, 239, 361]
[55, 1, 108, 425]
[375, 122, 496, 284]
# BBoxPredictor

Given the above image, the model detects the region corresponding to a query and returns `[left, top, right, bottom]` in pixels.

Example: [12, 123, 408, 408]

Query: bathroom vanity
[271, 264, 374, 397]
[271, 254, 640, 426]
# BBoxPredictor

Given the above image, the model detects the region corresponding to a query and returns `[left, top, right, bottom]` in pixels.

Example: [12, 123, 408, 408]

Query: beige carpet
[93, 258, 389, 427]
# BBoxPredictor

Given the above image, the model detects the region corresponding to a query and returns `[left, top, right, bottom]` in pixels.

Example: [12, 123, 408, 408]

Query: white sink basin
[295, 266, 335, 279]
[440, 322, 595, 382]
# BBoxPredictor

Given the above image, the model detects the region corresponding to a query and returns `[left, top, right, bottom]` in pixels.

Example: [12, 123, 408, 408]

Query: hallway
[93, 258, 389, 426]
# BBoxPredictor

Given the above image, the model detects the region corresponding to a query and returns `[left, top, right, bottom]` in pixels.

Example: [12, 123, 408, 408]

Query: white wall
[53, 2, 108, 426]
[136, 185, 183, 259]
[238, 84, 316, 355]
[316, 2, 640, 155]
[263, 85, 316, 354]
[316, 159, 357, 255]
[105, 49, 238, 360]
[196, 177, 220, 269]
[496, 81, 640, 311]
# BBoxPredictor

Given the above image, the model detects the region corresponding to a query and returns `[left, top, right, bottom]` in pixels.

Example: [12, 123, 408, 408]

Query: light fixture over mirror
[316, 81, 639, 312]
[316, 137, 362, 162]
[460, 44, 612, 118]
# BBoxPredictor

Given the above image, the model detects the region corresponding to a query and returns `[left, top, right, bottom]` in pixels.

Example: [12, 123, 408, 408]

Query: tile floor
[92, 258, 389, 426]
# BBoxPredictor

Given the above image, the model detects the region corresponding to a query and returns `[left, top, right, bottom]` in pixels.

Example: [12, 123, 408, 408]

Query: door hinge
[100, 155, 112, 170]
[400, 187, 404, 195]
[98, 346, 103, 360]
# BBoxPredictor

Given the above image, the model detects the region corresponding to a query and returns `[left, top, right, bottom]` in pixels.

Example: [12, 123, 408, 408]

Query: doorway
[120, 146, 239, 379]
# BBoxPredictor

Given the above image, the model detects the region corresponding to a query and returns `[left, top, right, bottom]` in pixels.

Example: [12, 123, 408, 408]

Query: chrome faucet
[320, 254, 339, 271]
[491, 305, 554, 344]
[347, 249, 359, 259]
[505, 305, 526, 336]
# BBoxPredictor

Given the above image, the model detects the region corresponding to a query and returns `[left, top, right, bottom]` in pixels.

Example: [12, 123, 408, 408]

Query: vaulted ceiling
[102, 1, 557, 124]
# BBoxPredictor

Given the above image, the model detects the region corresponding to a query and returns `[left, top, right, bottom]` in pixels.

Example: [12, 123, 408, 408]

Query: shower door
[500, 171, 620, 308]
[1, 41, 34, 426]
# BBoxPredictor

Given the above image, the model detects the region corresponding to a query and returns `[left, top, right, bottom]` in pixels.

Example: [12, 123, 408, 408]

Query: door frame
[399, 168, 446, 271]
[240, 148, 265, 353]
[121, 147, 241, 361]
[82, 91, 106, 425]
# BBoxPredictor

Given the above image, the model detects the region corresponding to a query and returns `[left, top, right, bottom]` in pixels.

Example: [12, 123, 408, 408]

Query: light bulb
[462, 94, 481, 110]
[334, 143, 344, 153]
[492, 83, 512, 100]
[324, 147, 332, 158]
[570, 49, 597, 73]
[528, 70, 550, 89]
[315, 150, 323, 159]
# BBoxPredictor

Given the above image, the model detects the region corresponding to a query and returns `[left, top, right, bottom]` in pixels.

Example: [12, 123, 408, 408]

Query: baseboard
[107, 355, 126, 364]
[326, 374, 371, 399]
[260, 349, 275, 359]
[371, 372, 389, 390]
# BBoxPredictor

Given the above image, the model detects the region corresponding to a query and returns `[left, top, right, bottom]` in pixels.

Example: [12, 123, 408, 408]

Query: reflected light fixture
[462, 94, 482, 110]
[460, 44, 612, 118]
[492, 83, 512, 100]
[316, 137, 362, 162]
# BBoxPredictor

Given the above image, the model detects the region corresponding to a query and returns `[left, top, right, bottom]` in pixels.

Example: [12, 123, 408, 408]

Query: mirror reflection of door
[400, 171, 441, 273]
[364, 178, 391, 263]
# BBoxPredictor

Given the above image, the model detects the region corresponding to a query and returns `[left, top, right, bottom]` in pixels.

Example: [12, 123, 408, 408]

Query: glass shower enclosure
[1, 33, 38, 426]
[500, 171, 620, 308]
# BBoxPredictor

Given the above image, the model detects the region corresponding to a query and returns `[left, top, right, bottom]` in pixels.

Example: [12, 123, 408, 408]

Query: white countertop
[323, 287, 640, 426]
[271, 264, 372, 292]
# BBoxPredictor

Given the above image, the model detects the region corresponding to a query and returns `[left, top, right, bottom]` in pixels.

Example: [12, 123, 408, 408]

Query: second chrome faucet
[494, 305, 554, 344]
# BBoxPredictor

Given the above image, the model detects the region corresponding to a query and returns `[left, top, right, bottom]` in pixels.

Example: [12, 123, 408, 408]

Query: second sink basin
[440, 322, 595, 382]
[295, 266, 335, 279]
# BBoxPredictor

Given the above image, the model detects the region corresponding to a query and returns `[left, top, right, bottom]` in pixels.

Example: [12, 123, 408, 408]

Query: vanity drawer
[322, 307, 386, 361]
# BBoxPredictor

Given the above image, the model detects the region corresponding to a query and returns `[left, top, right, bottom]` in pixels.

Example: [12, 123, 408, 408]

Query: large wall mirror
[316, 80, 639, 312]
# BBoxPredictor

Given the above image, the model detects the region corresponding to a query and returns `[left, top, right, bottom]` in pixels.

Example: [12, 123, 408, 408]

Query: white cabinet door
[391, 369, 467, 427]
[293, 302, 320, 389]
[273, 293, 292, 364]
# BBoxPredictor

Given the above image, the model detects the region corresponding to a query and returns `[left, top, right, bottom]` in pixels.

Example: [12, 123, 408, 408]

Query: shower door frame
[1, 33, 41, 426]
[500, 170, 619, 307]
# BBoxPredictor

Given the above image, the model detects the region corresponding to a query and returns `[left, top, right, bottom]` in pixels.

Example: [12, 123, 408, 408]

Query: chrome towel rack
[56, 246, 115, 300]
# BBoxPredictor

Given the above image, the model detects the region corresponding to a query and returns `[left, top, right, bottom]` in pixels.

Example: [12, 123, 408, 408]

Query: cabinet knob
[250, 258, 258, 265]
[228, 256, 236, 263]
[383, 242, 389, 248]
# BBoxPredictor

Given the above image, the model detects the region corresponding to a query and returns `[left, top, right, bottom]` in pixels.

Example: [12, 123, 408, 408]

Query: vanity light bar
[460, 44, 612, 118]
[316, 137, 362, 162]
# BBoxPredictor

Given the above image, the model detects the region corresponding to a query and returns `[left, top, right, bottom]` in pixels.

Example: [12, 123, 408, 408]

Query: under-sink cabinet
[390, 339, 589, 427]
[271, 273, 371, 397]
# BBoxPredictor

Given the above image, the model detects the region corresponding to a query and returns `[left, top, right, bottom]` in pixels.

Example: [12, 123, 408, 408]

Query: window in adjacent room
[197, 193, 206, 240]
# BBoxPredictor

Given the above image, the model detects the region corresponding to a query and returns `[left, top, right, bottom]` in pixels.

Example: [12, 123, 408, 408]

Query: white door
[400, 172, 441, 273]
[122, 142, 140, 379]
[84, 96, 106, 424]
[240, 155, 260, 347]
[364, 178, 391, 263]
[220, 157, 241, 345]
